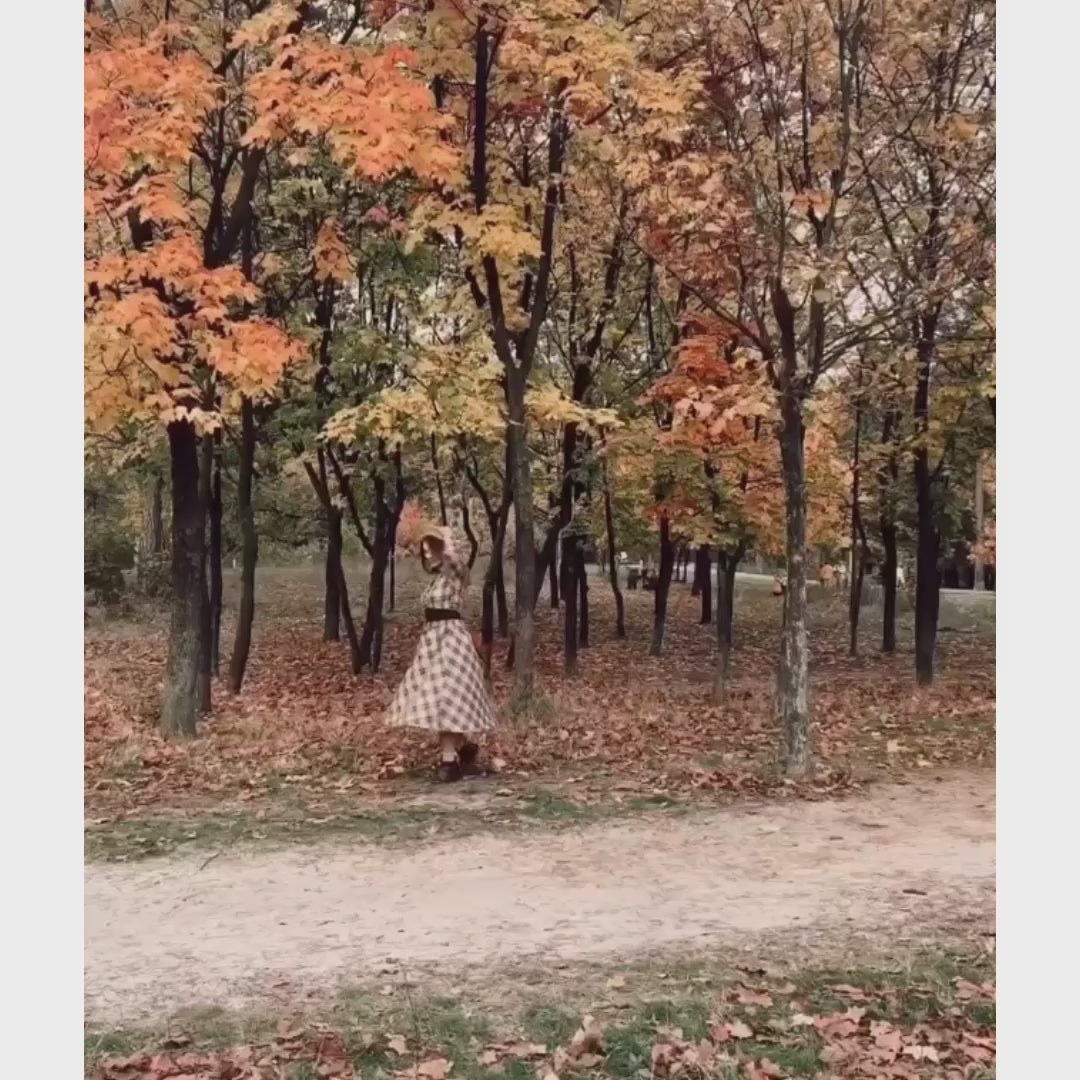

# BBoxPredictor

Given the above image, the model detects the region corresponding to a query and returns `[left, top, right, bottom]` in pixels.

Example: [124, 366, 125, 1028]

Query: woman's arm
[439, 528, 470, 582]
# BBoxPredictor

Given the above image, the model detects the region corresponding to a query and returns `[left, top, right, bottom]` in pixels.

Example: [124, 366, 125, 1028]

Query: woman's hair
[419, 535, 443, 575]
[420, 528, 470, 587]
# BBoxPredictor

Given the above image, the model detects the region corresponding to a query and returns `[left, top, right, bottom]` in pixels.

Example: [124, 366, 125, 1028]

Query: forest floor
[84, 567, 995, 1078]
[85, 565, 995, 862]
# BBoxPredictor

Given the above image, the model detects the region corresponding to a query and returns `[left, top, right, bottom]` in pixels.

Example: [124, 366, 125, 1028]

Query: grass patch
[521, 1004, 580, 1048]
[604, 999, 712, 1077]
[742, 1043, 821, 1076]
[85, 787, 690, 863]
[88, 951, 995, 1079]
[84, 805, 451, 861]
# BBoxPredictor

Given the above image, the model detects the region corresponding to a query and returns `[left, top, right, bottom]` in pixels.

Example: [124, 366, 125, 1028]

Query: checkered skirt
[385, 560, 497, 735]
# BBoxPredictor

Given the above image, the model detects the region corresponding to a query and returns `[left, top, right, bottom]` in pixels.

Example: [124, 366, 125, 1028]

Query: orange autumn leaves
[641, 316, 847, 555]
[84, 4, 457, 435]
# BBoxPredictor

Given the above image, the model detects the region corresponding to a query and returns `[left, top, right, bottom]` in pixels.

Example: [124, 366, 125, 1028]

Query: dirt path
[85, 774, 994, 1025]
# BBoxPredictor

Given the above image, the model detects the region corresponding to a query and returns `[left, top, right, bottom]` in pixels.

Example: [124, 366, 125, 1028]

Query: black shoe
[437, 760, 462, 783]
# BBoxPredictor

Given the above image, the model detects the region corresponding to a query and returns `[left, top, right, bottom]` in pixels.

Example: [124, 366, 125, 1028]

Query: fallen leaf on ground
[735, 986, 773, 1007]
[415, 1058, 452, 1080]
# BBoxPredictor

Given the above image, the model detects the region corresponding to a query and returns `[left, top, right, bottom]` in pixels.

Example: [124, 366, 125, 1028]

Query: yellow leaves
[947, 115, 981, 142]
[326, 342, 506, 451]
[412, 199, 543, 266]
[526, 385, 622, 434]
[313, 218, 353, 284]
[471, 205, 543, 263]
[323, 406, 365, 447]
[627, 68, 691, 117]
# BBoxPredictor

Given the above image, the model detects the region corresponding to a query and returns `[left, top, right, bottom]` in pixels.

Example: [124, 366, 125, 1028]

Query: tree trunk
[358, 453, 403, 675]
[548, 547, 560, 607]
[507, 368, 537, 713]
[973, 450, 985, 590]
[324, 507, 343, 642]
[480, 554, 498, 681]
[161, 420, 205, 738]
[914, 451, 940, 685]
[601, 459, 626, 639]
[480, 484, 511, 676]
[711, 550, 739, 703]
[698, 546, 712, 623]
[431, 434, 448, 525]
[778, 392, 811, 776]
[137, 473, 166, 590]
[648, 515, 676, 656]
[358, 498, 389, 673]
[847, 402, 862, 658]
[147, 473, 165, 552]
[358, 547, 388, 672]
[881, 522, 898, 653]
[560, 533, 578, 675]
[913, 318, 941, 686]
[209, 436, 223, 676]
[480, 566, 496, 679]
[472, 453, 513, 647]
[196, 434, 213, 715]
[389, 546, 396, 612]
[323, 496, 362, 674]
[461, 495, 479, 568]
[577, 545, 589, 647]
[495, 547, 509, 637]
[878, 408, 900, 654]
[848, 549, 865, 658]
[228, 397, 258, 694]
[336, 549, 363, 674]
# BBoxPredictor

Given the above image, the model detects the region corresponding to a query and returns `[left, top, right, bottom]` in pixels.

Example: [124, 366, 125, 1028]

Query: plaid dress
[385, 537, 497, 735]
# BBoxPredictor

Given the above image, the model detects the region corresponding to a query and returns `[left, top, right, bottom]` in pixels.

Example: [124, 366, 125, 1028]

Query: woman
[385, 525, 497, 781]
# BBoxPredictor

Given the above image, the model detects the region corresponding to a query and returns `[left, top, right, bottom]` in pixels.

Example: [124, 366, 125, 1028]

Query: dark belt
[424, 607, 461, 623]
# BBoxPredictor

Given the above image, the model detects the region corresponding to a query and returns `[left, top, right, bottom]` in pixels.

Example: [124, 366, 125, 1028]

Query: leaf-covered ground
[88, 951, 996, 1080]
[85, 566, 995, 846]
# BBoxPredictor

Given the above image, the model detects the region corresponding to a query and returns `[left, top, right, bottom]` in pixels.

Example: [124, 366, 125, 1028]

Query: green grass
[603, 999, 712, 1077]
[85, 788, 689, 862]
[87, 950, 995, 1079]
[790, 949, 995, 1021]
[521, 1004, 580, 1048]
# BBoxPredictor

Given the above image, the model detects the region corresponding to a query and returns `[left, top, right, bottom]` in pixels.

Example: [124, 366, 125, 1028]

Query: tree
[850, 0, 995, 683]
[645, 313, 845, 697]
[402, 0, 700, 708]
[629, 0, 879, 770]
[85, 3, 454, 734]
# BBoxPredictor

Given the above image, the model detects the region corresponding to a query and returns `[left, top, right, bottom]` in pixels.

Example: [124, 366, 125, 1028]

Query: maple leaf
[414, 1057, 452, 1080]
[735, 986, 773, 1007]
[813, 1008, 865, 1038]
[314, 218, 354, 284]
